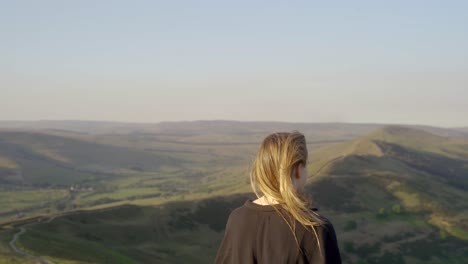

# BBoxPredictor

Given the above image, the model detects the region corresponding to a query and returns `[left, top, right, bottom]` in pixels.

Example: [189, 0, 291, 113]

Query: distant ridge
[309, 125, 467, 176]
[1, 120, 467, 139]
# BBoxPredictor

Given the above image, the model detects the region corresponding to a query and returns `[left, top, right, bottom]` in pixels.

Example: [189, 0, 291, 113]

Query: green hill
[308, 125, 468, 241]
[0, 131, 180, 186]
[0, 130, 248, 225]
[1, 124, 468, 263]
[309, 125, 468, 176]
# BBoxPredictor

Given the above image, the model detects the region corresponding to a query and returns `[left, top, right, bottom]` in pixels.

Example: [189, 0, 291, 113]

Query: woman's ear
[293, 163, 301, 179]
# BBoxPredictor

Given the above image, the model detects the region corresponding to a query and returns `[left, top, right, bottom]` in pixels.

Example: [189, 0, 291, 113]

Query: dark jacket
[215, 199, 342, 264]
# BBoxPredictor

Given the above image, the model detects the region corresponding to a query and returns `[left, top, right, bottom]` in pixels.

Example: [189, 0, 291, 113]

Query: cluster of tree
[376, 203, 401, 218]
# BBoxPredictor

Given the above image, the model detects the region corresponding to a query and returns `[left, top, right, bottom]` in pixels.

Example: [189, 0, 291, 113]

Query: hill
[0, 131, 179, 186]
[309, 125, 468, 176]
[451, 126, 468, 133]
[307, 126, 468, 240]
[0, 129, 250, 224]
[1, 124, 467, 263]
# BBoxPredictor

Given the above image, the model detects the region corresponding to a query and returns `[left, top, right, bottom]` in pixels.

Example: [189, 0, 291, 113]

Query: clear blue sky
[1, 1, 467, 127]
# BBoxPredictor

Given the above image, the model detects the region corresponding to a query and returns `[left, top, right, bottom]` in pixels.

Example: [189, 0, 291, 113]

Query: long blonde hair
[250, 131, 325, 257]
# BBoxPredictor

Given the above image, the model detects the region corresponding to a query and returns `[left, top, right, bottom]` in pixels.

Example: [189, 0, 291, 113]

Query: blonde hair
[250, 131, 325, 257]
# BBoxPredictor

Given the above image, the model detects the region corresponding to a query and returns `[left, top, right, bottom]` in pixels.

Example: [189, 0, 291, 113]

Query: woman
[215, 131, 342, 264]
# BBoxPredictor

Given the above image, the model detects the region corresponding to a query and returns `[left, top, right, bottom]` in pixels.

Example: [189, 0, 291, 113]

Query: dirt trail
[9, 216, 56, 264]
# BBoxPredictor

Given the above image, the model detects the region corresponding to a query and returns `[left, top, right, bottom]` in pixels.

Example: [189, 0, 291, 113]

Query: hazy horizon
[2, 1, 467, 127]
[0, 118, 467, 130]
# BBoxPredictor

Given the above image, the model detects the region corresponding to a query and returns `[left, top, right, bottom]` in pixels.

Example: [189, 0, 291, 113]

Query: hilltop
[308, 125, 468, 239]
[309, 125, 467, 175]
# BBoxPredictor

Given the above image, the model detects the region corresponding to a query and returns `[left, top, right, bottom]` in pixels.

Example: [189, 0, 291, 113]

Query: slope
[307, 125, 468, 241]
[0, 131, 179, 186]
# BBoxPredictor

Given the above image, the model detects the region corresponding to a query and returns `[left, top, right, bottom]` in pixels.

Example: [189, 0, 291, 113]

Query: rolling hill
[0, 131, 180, 186]
[0, 123, 467, 263]
[307, 126, 468, 242]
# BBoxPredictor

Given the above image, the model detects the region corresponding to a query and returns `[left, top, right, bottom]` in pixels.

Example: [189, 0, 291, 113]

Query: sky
[1, 1, 467, 127]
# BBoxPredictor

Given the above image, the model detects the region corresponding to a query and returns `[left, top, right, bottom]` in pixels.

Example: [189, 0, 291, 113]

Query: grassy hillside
[2, 195, 250, 264]
[1, 123, 468, 263]
[309, 125, 468, 176]
[4, 192, 467, 264]
[309, 126, 468, 263]
[0, 122, 374, 224]
[0, 132, 178, 179]
[0, 129, 255, 225]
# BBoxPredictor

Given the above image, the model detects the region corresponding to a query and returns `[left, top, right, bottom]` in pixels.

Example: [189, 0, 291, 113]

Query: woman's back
[215, 199, 341, 264]
[215, 131, 342, 263]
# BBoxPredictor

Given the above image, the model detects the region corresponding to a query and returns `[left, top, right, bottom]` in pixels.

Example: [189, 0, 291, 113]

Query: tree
[439, 230, 447, 239]
[376, 207, 387, 218]
[392, 204, 401, 214]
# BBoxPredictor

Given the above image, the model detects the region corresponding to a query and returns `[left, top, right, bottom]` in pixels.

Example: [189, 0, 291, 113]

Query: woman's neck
[253, 195, 279, 205]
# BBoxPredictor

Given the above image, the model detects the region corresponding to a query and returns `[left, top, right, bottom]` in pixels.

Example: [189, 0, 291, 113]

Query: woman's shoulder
[224, 200, 254, 222]
[301, 218, 342, 263]
[225, 201, 336, 231]
[310, 210, 336, 232]
[297, 208, 338, 243]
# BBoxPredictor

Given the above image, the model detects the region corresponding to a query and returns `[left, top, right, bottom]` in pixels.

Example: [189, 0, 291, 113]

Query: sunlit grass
[0, 156, 18, 169]
[0, 189, 69, 212]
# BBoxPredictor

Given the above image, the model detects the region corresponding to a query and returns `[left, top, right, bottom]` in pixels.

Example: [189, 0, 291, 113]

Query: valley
[0, 121, 467, 263]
